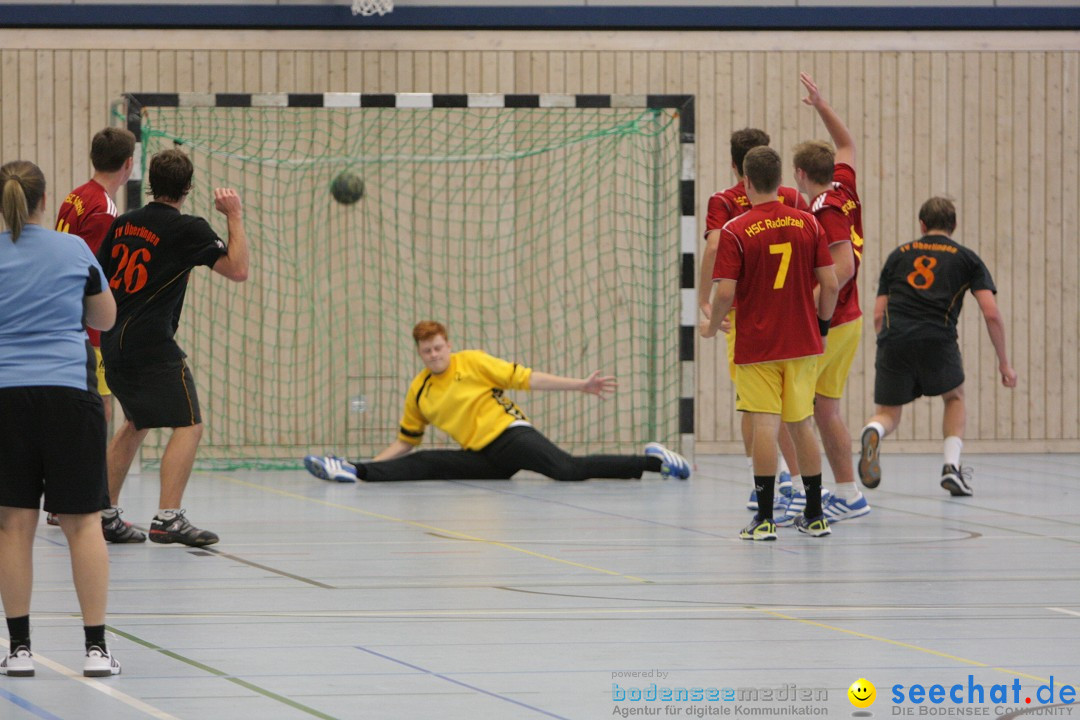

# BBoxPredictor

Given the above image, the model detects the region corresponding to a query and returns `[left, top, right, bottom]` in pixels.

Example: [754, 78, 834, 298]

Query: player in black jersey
[96, 149, 250, 546]
[857, 197, 1017, 496]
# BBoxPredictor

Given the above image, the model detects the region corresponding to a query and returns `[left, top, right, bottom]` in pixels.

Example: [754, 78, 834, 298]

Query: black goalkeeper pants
[357, 426, 653, 482]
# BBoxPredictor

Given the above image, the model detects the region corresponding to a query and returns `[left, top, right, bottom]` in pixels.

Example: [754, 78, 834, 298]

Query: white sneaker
[303, 455, 358, 483]
[1, 646, 34, 677]
[83, 646, 121, 677]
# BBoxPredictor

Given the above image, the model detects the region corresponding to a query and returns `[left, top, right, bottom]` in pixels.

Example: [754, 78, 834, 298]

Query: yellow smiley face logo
[848, 678, 876, 708]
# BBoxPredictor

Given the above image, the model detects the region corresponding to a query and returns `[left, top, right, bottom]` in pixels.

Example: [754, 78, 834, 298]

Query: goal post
[118, 92, 696, 468]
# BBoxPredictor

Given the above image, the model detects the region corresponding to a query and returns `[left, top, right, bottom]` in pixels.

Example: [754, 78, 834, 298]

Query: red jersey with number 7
[55, 179, 117, 346]
[713, 201, 834, 365]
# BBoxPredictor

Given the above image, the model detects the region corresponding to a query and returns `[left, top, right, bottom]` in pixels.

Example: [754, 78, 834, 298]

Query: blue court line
[354, 645, 573, 720]
[0, 687, 65, 720]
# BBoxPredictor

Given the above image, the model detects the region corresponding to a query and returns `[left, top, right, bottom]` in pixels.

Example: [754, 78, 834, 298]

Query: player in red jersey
[701, 146, 838, 540]
[698, 129, 809, 513]
[49, 128, 135, 532]
[55, 127, 136, 426]
[780, 72, 871, 526]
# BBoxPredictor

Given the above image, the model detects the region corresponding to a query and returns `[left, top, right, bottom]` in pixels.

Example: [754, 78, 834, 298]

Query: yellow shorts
[815, 317, 862, 399]
[735, 356, 820, 423]
[724, 309, 737, 382]
[94, 346, 111, 396]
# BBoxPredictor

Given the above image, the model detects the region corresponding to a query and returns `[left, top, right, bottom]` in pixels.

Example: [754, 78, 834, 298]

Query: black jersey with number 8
[876, 235, 996, 344]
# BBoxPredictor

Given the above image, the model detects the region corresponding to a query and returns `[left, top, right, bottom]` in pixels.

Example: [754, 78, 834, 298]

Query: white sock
[790, 474, 805, 493]
[866, 421, 886, 438]
[944, 436, 963, 468]
[833, 482, 861, 501]
[101, 506, 120, 518]
[156, 509, 181, 521]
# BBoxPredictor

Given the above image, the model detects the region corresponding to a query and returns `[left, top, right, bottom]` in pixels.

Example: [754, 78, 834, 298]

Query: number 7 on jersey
[769, 242, 792, 289]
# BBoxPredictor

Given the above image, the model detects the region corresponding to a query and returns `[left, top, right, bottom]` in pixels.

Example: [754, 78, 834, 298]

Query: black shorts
[105, 359, 202, 430]
[0, 386, 110, 514]
[874, 339, 965, 406]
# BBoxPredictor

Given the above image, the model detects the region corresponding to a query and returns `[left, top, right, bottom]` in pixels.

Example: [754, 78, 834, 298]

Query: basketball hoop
[352, 0, 393, 16]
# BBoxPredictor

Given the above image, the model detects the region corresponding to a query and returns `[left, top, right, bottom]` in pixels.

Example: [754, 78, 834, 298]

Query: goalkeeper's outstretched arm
[529, 370, 617, 399]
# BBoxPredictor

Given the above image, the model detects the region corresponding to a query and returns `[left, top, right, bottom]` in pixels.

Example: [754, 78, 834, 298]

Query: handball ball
[330, 171, 365, 205]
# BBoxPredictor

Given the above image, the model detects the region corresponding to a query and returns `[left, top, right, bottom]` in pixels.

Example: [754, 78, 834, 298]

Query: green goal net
[128, 100, 682, 467]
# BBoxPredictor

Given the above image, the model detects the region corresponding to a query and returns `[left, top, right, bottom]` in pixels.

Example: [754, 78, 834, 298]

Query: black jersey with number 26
[876, 235, 996, 344]
[97, 202, 226, 366]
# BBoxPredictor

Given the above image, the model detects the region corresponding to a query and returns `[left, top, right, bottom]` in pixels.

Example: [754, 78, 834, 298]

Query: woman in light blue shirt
[0, 160, 121, 678]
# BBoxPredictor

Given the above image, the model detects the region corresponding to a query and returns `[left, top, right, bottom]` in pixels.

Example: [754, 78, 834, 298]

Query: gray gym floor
[3, 452, 1079, 720]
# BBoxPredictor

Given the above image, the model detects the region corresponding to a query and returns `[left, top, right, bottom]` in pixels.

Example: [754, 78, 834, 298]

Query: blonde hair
[1, 160, 46, 242]
[792, 140, 836, 186]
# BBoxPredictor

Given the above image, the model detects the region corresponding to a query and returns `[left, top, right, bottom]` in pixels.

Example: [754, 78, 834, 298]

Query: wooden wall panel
[0, 29, 1077, 453]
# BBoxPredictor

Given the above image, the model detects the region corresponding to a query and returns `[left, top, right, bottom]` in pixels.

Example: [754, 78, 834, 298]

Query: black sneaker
[940, 464, 973, 496]
[149, 510, 219, 546]
[739, 516, 778, 541]
[102, 509, 147, 543]
[793, 513, 832, 537]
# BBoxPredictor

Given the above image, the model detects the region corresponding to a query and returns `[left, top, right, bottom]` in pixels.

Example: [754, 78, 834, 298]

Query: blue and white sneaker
[774, 490, 806, 526]
[303, 455, 358, 483]
[775, 487, 831, 527]
[644, 442, 690, 480]
[747, 471, 792, 511]
[820, 491, 871, 522]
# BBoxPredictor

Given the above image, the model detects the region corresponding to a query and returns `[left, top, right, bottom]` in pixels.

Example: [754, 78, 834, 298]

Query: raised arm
[529, 370, 617, 398]
[973, 289, 1018, 387]
[211, 188, 250, 282]
[800, 72, 855, 168]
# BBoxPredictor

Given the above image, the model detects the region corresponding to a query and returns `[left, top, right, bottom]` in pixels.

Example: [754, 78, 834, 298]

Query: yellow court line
[758, 609, 1050, 683]
[214, 474, 1063, 684]
[212, 474, 652, 583]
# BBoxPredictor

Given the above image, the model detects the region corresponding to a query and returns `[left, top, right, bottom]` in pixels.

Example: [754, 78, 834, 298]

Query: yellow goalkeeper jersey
[397, 349, 533, 451]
